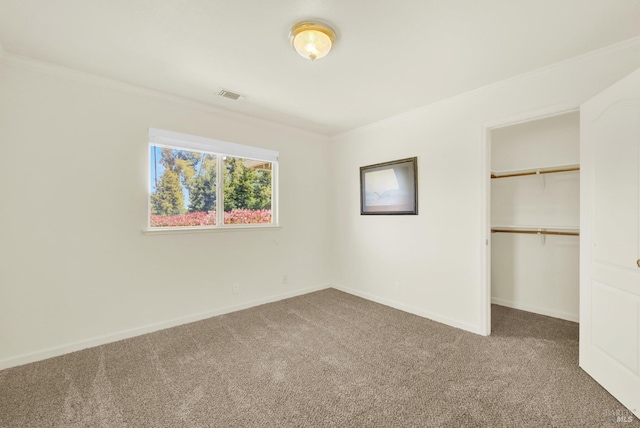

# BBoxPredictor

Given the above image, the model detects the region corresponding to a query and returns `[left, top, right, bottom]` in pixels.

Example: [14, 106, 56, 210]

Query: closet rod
[491, 166, 579, 179]
[491, 228, 579, 236]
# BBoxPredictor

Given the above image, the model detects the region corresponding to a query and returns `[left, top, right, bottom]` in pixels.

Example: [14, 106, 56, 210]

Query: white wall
[330, 39, 640, 334]
[491, 112, 580, 173]
[0, 58, 332, 368]
[491, 112, 580, 321]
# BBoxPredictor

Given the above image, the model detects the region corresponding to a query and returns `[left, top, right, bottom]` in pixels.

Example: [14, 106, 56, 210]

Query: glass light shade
[290, 22, 336, 61]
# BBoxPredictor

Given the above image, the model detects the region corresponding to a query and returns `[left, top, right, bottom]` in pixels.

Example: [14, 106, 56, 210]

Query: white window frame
[146, 128, 279, 232]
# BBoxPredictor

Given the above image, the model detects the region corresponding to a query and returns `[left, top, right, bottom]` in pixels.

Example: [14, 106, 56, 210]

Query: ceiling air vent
[217, 89, 245, 101]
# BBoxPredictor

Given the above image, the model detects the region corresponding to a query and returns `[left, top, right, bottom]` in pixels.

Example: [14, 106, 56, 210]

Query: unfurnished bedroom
[1, 1, 639, 426]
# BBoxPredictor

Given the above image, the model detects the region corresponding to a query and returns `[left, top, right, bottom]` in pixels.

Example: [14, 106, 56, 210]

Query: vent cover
[217, 89, 245, 101]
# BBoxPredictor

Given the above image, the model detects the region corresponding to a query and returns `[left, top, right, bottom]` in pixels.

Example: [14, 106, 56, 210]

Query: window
[148, 128, 278, 229]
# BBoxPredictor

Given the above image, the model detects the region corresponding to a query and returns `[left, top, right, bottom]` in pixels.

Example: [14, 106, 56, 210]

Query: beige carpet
[0, 289, 637, 427]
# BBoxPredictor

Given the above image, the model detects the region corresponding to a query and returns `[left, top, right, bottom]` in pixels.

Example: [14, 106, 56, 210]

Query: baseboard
[491, 297, 579, 322]
[333, 284, 483, 335]
[0, 283, 332, 371]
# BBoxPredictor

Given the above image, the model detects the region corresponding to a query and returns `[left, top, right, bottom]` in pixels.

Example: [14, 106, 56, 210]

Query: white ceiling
[1, 1, 640, 136]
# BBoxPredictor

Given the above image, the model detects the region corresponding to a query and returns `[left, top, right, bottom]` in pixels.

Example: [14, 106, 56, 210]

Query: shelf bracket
[538, 229, 546, 245]
[536, 170, 545, 189]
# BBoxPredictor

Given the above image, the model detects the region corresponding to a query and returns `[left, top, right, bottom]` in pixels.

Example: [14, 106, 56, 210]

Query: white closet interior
[490, 111, 580, 322]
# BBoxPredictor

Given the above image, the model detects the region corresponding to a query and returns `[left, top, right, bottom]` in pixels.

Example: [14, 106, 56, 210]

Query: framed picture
[360, 157, 418, 215]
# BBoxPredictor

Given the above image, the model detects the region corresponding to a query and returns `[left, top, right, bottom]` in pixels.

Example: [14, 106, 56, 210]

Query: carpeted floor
[0, 288, 637, 427]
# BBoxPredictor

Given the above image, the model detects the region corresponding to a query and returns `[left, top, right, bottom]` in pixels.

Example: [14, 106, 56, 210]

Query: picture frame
[360, 157, 418, 215]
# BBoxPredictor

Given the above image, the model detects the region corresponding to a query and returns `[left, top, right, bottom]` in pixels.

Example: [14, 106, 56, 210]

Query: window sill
[142, 224, 281, 235]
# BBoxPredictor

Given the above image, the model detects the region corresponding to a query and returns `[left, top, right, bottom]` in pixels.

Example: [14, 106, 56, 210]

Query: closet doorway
[486, 110, 580, 333]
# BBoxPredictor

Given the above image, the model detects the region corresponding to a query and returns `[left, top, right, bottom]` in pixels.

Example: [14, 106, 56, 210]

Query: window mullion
[217, 154, 224, 227]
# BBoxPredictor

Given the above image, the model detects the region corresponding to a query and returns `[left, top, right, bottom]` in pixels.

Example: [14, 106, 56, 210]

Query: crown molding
[336, 35, 640, 139]
[0, 50, 329, 140]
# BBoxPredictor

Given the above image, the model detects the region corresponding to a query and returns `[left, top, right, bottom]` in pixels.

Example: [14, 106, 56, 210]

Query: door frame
[479, 104, 579, 336]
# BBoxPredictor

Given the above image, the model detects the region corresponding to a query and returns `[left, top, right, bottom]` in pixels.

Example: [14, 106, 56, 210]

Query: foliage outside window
[148, 129, 278, 229]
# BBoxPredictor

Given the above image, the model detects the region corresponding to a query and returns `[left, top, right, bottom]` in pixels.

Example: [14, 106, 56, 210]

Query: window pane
[223, 156, 272, 224]
[149, 145, 217, 227]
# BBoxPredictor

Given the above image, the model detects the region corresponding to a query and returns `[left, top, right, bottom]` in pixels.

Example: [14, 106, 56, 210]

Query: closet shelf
[491, 164, 579, 179]
[491, 226, 579, 236]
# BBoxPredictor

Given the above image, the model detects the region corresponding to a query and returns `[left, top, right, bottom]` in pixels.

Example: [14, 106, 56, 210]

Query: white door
[581, 67, 640, 417]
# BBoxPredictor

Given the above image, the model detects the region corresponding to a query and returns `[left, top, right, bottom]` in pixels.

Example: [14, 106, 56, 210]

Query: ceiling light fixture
[289, 21, 336, 61]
